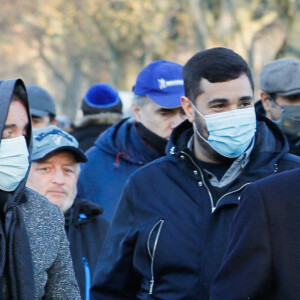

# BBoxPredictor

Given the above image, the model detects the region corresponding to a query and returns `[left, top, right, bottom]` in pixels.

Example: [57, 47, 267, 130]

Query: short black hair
[183, 47, 254, 103]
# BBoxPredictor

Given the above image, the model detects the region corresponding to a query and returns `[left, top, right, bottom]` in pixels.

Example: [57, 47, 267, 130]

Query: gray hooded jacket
[0, 79, 80, 299]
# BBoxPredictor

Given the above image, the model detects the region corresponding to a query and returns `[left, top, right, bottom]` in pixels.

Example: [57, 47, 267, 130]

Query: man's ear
[181, 96, 194, 123]
[132, 103, 142, 122]
[260, 92, 272, 112]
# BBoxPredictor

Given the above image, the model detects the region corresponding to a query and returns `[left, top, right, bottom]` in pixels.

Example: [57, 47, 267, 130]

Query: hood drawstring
[113, 152, 129, 169]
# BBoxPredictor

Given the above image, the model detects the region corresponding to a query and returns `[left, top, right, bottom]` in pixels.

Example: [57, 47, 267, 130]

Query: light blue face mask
[0, 136, 29, 191]
[192, 105, 257, 158]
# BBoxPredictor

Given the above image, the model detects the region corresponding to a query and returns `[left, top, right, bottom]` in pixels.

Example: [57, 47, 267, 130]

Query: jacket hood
[167, 114, 290, 165]
[0, 79, 32, 203]
[94, 117, 161, 165]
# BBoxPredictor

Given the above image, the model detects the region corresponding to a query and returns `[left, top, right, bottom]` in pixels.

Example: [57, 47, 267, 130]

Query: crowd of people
[0, 47, 300, 299]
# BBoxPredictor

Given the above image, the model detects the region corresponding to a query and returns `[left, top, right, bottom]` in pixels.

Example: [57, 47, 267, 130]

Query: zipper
[181, 151, 215, 212]
[214, 182, 252, 209]
[82, 257, 91, 300]
[147, 219, 165, 295]
[181, 151, 251, 213]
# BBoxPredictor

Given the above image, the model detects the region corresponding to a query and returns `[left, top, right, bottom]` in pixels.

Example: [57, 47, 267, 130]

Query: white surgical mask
[0, 136, 29, 191]
[192, 105, 257, 158]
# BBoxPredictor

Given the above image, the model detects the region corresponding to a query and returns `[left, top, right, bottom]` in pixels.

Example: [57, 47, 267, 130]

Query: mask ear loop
[190, 103, 210, 144]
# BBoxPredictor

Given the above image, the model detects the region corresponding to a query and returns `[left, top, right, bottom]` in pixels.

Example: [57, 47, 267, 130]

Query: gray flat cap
[260, 58, 300, 96]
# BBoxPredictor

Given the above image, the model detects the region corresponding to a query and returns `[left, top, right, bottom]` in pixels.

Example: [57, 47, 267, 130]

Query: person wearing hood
[0, 79, 80, 299]
[71, 83, 123, 152]
[255, 58, 300, 156]
[26, 125, 109, 300]
[90, 48, 300, 300]
[77, 60, 187, 221]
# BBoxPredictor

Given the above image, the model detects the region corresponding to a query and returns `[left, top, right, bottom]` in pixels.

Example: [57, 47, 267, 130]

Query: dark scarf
[0, 79, 35, 299]
[135, 122, 168, 156]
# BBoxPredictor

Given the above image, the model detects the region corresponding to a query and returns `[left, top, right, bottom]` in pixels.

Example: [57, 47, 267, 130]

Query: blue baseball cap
[133, 60, 184, 108]
[31, 125, 87, 162]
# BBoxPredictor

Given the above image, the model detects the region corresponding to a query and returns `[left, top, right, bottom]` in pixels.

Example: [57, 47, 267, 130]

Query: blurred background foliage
[1, 0, 300, 120]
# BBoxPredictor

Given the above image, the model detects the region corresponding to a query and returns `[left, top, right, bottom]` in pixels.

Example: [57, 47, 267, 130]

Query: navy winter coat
[77, 117, 161, 221]
[91, 117, 300, 300]
[211, 168, 300, 300]
[65, 197, 109, 300]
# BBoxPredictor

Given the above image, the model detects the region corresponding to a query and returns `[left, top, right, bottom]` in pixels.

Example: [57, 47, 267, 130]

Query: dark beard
[194, 114, 235, 164]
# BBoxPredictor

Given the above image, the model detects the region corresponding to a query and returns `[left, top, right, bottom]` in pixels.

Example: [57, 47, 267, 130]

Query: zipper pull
[149, 280, 154, 294]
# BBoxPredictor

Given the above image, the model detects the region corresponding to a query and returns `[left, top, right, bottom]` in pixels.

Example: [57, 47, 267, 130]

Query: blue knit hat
[84, 83, 121, 108]
[133, 60, 184, 108]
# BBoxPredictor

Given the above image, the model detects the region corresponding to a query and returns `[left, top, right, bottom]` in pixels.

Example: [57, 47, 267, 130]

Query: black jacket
[71, 112, 123, 151]
[211, 168, 300, 300]
[71, 123, 112, 152]
[65, 197, 109, 300]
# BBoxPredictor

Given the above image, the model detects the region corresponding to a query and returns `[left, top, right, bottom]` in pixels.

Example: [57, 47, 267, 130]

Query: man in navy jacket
[91, 48, 300, 299]
[77, 60, 186, 221]
[210, 168, 300, 300]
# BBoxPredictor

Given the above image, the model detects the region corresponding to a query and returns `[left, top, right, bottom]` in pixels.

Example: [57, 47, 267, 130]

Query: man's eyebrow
[3, 124, 16, 130]
[207, 98, 229, 105]
[207, 96, 253, 105]
[239, 96, 253, 101]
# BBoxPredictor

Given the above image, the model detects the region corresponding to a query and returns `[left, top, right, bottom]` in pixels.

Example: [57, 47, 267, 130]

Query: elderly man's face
[27, 151, 78, 213]
[3, 100, 29, 139]
[133, 100, 187, 140]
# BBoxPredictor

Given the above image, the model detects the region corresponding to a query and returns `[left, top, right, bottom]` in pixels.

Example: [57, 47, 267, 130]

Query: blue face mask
[0, 136, 29, 191]
[192, 105, 257, 158]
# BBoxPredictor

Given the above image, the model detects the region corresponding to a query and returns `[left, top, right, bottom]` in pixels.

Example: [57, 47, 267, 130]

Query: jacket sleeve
[210, 182, 272, 300]
[44, 213, 81, 300]
[91, 180, 140, 299]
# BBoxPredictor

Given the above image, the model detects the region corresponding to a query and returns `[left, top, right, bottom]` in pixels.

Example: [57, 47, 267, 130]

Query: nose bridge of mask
[0, 136, 28, 156]
[205, 107, 256, 132]
[191, 102, 255, 130]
